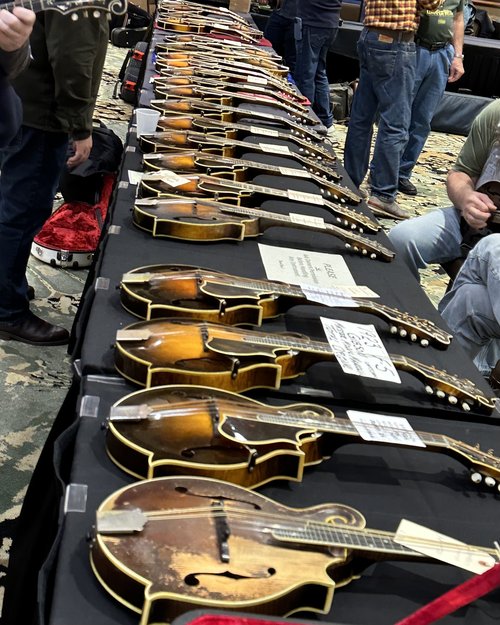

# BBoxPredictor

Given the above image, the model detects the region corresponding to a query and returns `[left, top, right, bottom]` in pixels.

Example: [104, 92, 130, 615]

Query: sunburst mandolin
[114, 318, 495, 412]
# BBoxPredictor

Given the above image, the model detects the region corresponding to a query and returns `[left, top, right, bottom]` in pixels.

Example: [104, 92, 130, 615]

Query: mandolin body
[91, 476, 364, 625]
[107, 384, 330, 484]
[114, 318, 325, 391]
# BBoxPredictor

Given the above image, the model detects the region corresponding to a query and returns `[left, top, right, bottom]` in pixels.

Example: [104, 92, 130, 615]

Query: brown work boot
[368, 195, 410, 220]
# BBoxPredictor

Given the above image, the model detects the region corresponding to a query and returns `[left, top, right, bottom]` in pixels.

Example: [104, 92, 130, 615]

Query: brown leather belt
[366, 27, 415, 43]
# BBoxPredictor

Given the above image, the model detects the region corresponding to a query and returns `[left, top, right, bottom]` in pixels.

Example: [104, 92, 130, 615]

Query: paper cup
[135, 108, 160, 137]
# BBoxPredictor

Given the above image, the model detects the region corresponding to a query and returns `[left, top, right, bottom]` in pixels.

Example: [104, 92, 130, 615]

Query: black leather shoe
[27, 285, 35, 301]
[398, 178, 418, 196]
[0, 311, 69, 346]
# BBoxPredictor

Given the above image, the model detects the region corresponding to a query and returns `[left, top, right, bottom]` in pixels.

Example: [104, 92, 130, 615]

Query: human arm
[447, 170, 496, 229]
[448, 10, 465, 83]
[0, 7, 35, 77]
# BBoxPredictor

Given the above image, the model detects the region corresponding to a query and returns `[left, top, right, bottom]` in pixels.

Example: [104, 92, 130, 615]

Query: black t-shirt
[297, 0, 342, 28]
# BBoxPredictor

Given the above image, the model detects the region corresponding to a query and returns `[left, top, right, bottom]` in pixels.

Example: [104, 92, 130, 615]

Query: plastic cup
[135, 108, 160, 137]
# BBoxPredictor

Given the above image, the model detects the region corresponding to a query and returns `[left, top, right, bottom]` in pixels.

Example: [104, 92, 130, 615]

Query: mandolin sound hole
[175, 486, 188, 493]
[184, 568, 276, 586]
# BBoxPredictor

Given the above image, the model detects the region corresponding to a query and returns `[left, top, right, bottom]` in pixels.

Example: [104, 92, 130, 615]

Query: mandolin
[153, 85, 316, 125]
[153, 117, 339, 175]
[120, 264, 451, 348]
[156, 37, 282, 62]
[131, 198, 393, 261]
[141, 151, 355, 215]
[107, 384, 500, 488]
[153, 75, 308, 112]
[138, 171, 374, 233]
[91, 475, 498, 623]
[157, 0, 253, 28]
[156, 52, 290, 79]
[114, 318, 495, 412]
[150, 99, 325, 142]
[155, 65, 304, 109]
[156, 18, 262, 44]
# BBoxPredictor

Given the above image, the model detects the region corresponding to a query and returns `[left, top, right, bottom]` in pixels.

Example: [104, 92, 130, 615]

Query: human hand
[461, 190, 496, 229]
[0, 7, 35, 52]
[448, 57, 464, 83]
[67, 136, 93, 168]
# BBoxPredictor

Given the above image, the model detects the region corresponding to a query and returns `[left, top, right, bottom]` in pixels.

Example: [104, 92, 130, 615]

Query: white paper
[321, 317, 401, 383]
[301, 284, 358, 307]
[287, 189, 324, 206]
[251, 126, 279, 137]
[247, 75, 268, 85]
[258, 244, 355, 288]
[142, 170, 190, 187]
[128, 170, 143, 185]
[395, 519, 496, 575]
[279, 167, 311, 178]
[347, 410, 425, 447]
[258, 143, 291, 155]
[289, 213, 325, 229]
[301, 284, 379, 305]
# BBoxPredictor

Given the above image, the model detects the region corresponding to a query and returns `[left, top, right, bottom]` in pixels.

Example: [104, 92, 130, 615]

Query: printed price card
[279, 167, 311, 178]
[287, 189, 325, 206]
[321, 317, 401, 383]
[347, 410, 425, 446]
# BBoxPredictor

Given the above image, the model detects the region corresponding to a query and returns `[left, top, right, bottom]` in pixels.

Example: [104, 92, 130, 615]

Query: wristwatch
[454, 54, 465, 59]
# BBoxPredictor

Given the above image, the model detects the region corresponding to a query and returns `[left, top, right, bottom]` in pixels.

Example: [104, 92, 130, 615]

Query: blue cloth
[399, 44, 455, 181]
[344, 28, 417, 200]
[388, 209, 500, 374]
[439, 233, 500, 372]
[264, 10, 297, 75]
[294, 24, 339, 128]
[297, 0, 342, 29]
[0, 126, 68, 322]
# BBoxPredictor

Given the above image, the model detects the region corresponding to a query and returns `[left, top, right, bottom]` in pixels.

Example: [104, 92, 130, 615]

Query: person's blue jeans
[294, 24, 338, 128]
[388, 206, 463, 280]
[264, 11, 297, 76]
[388, 208, 499, 373]
[0, 126, 68, 322]
[439, 234, 500, 373]
[399, 44, 454, 181]
[344, 28, 417, 200]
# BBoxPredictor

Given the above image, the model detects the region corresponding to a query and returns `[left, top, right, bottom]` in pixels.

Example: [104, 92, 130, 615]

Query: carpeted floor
[0, 49, 466, 614]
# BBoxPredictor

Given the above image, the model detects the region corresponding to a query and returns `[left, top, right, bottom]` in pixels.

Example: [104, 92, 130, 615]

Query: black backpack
[113, 40, 150, 106]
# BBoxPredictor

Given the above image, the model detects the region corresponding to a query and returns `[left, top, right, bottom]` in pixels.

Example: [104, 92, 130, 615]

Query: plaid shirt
[364, 0, 444, 32]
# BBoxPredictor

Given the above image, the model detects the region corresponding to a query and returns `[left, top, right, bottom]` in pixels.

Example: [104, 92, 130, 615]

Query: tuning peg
[436, 390, 446, 399]
[362, 249, 368, 256]
[71, 13, 79, 20]
[485, 476, 496, 487]
[94, 10, 101, 17]
[425, 385, 434, 395]
[410, 333, 417, 342]
[420, 338, 429, 347]
[448, 395, 458, 405]
[488, 449, 494, 455]
[471, 472, 483, 483]
[399, 329, 408, 338]
[370, 253, 377, 260]
[475, 443, 481, 449]
[390, 326, 398, 335]
[462, 402, 471, 412]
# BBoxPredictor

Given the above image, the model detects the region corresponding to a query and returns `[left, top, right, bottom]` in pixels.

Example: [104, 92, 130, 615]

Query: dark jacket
[297, 0, 343, 29]
[13, 11, 108, 140]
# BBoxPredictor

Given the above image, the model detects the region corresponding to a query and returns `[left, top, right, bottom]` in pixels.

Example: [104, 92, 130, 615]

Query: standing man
[344, 0, 442, 220]
[399, 1, 465, 196]
[0, 5, 36, 146]
[0, 10, 109, 346]
[264, 0, 298, 75]
[293, 0, 342, 138]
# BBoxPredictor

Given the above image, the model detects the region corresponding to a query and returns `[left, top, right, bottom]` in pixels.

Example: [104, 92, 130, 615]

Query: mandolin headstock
[398, 355, 496, 413]
[378, 305, 453, 349]
[339, 230, 395, 263]
[450, 439, 500, 492]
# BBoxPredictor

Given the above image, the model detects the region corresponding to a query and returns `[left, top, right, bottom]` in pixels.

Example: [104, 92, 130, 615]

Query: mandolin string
[111, 505, 497, 558]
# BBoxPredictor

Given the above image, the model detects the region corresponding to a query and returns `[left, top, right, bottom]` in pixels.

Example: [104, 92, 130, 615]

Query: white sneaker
[326, 125, 336, 140]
